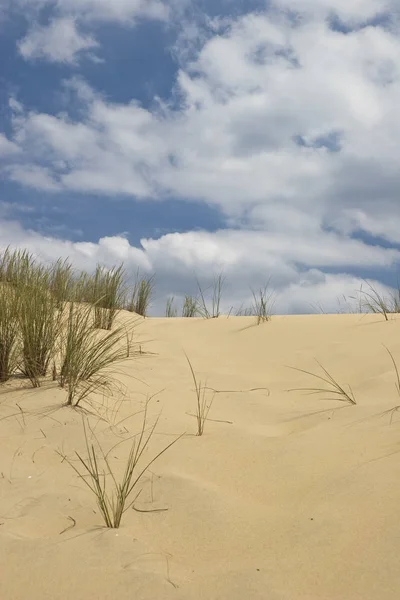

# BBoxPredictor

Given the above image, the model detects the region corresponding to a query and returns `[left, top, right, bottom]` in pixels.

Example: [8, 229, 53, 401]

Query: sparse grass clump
[251, 280, 275, 324]
[287, 360, 356, 405]
[127, 272, 154, 317]
[59, 302, 133, 406]
[60, 405, 181, 528]
[196, 273, 225, 319]
[349, 281, 400, 320]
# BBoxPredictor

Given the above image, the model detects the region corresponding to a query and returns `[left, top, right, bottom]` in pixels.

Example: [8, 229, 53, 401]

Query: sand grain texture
[1, 313, 400, 599]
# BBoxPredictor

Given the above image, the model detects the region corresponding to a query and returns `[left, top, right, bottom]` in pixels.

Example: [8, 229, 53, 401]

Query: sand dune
[1, 313, 400, 599]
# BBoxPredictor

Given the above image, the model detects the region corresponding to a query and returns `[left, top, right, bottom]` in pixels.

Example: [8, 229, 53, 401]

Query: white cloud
[7, 9, 400, 244]
[273, 0, 392, 23]
[18, 17, 98, 63]
[11, 0, 171, 22]
[11, 0, 179, 63]
[0, 133, 20, 156]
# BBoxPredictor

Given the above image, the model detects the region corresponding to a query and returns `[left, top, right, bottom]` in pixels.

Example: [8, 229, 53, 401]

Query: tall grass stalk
[165, 297, 178, 317]
[19, 275, 61, 387]
[59, 302, 133, 406]
[0, 285, 21, 382]
[251, 280, 275, 324]
[350, 281, 400, 320]
[61, 406, 181, 528]
[0, 247, 36, 287]
[48, 258, 74, 308]
[88, 264, 126, 330]
[287, 360, 356, 405]
[127, 272, 154, 317]
[196, 273, 225, 319]
[186, 355, 215, 435]
[182, 295, 198, 317]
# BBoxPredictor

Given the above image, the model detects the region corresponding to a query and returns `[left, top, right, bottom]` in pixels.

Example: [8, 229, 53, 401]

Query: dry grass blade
[287, 360, 356, 405]
[61, 405, 182, 528]
[185, 354, 215, 435]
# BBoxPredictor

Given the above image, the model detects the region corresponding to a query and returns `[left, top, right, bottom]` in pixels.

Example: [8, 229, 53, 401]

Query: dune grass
[186, 355, 215, 435]
[48, 258, 75, 308]
[0, 284, 21, 382]
[0, 247, 36, 287]
[59, 302, 134, 406]
[19, 273, 62, 387]
[165, 296, 178, 317]
[349, 281, 400, 320]
[196, 273, 225, 319]
[61, 405, 181, 528]
[251, 280, 275, 324]
[380, 345, 400, 423]
[127, 272, 154, 317]
[182, 295, 198, 317]
[287, 360, 356, 405]
[87, 264, 126, 330]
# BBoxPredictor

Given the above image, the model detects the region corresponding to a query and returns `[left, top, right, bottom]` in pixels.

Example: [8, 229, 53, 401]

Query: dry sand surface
[1, 312, 400, 599]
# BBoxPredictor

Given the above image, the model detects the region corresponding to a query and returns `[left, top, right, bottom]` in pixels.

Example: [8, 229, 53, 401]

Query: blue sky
[0, 0, 400, 314]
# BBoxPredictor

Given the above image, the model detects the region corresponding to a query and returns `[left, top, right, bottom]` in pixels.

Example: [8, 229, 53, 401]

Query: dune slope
[1, 313, 400, 599]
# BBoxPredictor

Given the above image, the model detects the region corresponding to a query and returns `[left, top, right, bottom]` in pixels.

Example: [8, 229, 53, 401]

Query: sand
[1, 312, 400, 599]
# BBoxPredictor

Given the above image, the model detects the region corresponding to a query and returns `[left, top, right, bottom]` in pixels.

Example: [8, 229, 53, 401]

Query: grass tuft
[165, 296, 178, 317]
[127, 272, 154, 317]
[287, 360, 356, 405]
[185, 355, 215, 435]
[19, 274, 61, 387]
[59, 302, 134, 406]
[251, 280, 275, 324]
[182, 295, 198, 317]
[350, 280, 400, 320]
[196, 273, 225, 319]
[60, 404, 181, 528]
[89, 264, 126, 330]
[48, 258, 74, 308]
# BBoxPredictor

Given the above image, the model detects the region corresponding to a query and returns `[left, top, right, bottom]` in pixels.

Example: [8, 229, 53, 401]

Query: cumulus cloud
[6, 7, 400, 243]
[11, 0, 171, 22]
[18, 17, 98, 63]
[11, 0, 178, 63]
[0, 133, 20, 156]
[273, 0, 394, 23]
